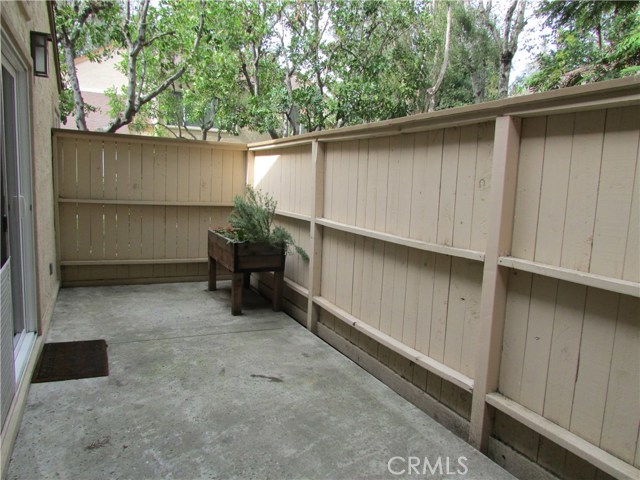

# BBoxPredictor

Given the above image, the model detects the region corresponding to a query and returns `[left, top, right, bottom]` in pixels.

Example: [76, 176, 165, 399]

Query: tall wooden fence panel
[248, 79, 640, 480]
[498, 106, 640, 469]
[52, 79, 640, 480]
[253, 146, 313, 293]
[54, 130, 247, 285]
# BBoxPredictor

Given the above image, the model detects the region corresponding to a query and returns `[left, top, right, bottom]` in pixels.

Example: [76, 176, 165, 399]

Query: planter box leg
[243, 272, 251, 289]
[232, 272, 243, 315]
[273, 271, 284, 311]
[208, 257, 217, 291]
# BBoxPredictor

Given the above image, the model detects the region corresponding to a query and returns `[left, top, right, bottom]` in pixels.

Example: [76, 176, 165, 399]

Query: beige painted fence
[53, 79, 639, 480]
[53, 129, 247, 285]
[248, 79, 640, 480]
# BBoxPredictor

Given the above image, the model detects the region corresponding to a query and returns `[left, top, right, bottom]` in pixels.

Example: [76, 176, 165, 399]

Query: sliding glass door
[0, 33, 37, 429]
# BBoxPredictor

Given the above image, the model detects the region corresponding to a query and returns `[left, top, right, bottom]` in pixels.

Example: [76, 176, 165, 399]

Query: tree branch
[426, 3, 452, 112]
[143, 31, 176, 48]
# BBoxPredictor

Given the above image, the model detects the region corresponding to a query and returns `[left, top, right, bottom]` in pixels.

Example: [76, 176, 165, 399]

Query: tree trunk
[425, 4, 452, 112]
[62, 41, 88, 130]
[471, 72, 485, 103]
[498, 51, 513, 98]
[499, 0, 527, 98]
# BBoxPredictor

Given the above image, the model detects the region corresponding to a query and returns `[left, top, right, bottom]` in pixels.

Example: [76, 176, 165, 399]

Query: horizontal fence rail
[247, 78, 640, 480]
[53, 78, 640, 480]
[53, 130, 247, 285]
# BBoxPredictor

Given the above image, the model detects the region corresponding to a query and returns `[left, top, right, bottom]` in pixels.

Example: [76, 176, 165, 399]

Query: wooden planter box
[208, 229, 285, 315]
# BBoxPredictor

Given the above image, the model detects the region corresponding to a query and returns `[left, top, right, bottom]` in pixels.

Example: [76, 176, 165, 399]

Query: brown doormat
[32, 340, 109, 383]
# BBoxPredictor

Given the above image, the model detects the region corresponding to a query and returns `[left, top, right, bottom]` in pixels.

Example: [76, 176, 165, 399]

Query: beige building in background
[0, 2, 60, 477]
[67, 51, 269, 143]
[64, 52, 130, 133]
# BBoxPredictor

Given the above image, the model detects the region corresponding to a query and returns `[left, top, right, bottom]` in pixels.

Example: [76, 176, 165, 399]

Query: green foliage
[523, 0, 640, 91]
[225, 186, 308, 261]
[56, 0, 518, 136]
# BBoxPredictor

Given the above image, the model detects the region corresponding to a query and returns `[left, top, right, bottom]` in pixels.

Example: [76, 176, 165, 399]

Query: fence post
[469, 115, 522, 451]
[306, 140, 325, 333]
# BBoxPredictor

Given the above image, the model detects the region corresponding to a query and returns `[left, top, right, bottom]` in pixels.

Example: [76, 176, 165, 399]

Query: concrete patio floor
[7, 282, 515, 480]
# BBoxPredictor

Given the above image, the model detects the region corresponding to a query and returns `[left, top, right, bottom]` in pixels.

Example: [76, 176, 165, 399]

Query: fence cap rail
[248, 76, 640, 149]
[52, 128, 249, 150]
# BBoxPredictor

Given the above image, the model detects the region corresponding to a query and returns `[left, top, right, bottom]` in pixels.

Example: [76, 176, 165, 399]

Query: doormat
[32, 340, 109, 383]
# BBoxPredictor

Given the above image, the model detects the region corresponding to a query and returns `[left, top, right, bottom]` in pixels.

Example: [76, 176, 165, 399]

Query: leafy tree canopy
[56, 0, 638, 139]
[524, 0, 640, 91]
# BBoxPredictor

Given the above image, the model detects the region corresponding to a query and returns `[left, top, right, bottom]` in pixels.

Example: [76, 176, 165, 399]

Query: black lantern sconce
[30, 31, 52, 78]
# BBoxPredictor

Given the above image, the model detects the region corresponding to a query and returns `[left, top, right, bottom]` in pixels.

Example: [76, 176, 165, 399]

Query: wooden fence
[53, 130, 247, 285]
[53, 78, 640, 480]
[247, 78, 640, 480]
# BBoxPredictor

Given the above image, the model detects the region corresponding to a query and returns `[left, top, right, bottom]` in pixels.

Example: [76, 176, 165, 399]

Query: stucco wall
[1, 0, 60, 335]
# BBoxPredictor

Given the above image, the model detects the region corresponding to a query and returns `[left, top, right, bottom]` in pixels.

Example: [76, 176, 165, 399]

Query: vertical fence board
[211, 148, 223, 203]
[600, 295, 639, 463]
[379, 243, 396, 335]
[570, 289, 618, 445]
[459, 261, 483, 378]
[345, 141, 359, 226]
[141, 143, 155, 201]
[623, 158, 639, 282]
[165, 145, 178, 202]
[499, 270, 533, 401]
[188, 146, 201, 203]
[75, 139, 92, 199]
[89, 204, 103, 260]
[176, 145, 190, 202]
[130, 142, 143, 200]
[397, 135, 414, 238]
[116, 206, 130, 260]
[438, 128, 460, 246]
[429, 254, 452, 362]
[534, 114, 574, 266]
[140, 204, 154, 261]
[470, 122, 494, 251]
[60, 137, 77, 198]
[320, 228, 337, 304]
[129, 205, 143, 260]
[59, 203, 78, 261]
[335, 232, 355, 313]
[103, 141, 117, 199]
[511, 117, 547, 260]
[386, 137, 401, 235]
[590, 107, 640, 279]
[281, 149, 291, 211]
[187, 207, 200, 258]
[153, 144, 167, 202]
[373, 137, 390, 232]
[453, 125, 478, 250]
[402, 249, 421, 349]
[371, 240, 386, 331]
[560, 111, 606, 272]
[520, 275, 558, 414]
[89, 139, 103, 199]
[543, 281, 586, 429]
[324, 144, 335, 221]
[390, 246, 408, 341]
[332, 144, 348, 223]
[103, 205, 117, 260]
[414, 252, 436, 356]
[444, 257, 469, 371]
[355, 141, 369, 228]
[199, 147, 212, 202]
[232, 150, 245, 199]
